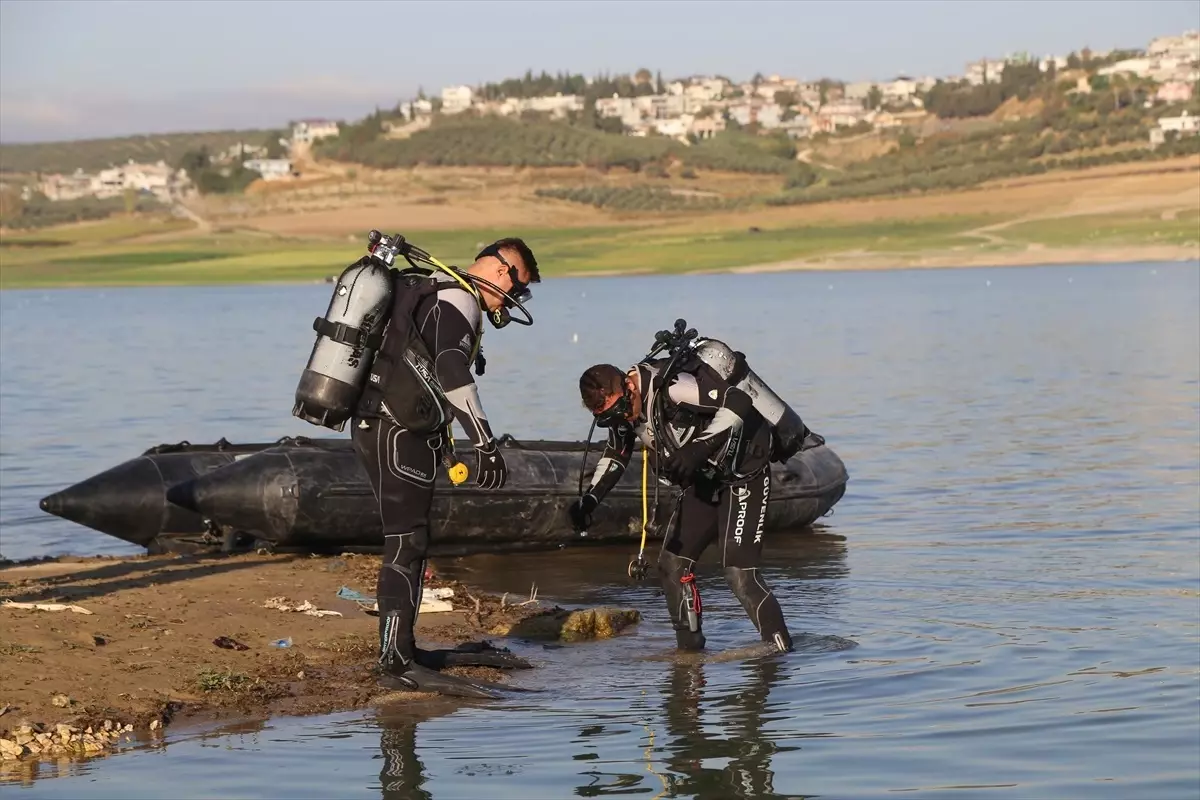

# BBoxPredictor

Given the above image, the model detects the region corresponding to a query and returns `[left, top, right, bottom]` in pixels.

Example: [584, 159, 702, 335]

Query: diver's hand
[663, 441, 711, 487]
[473, 442, 508, 490]
[569, 494, 599, 531]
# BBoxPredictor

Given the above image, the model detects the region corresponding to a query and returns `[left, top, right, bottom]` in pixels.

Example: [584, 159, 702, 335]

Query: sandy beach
[0, 552, 639, 770]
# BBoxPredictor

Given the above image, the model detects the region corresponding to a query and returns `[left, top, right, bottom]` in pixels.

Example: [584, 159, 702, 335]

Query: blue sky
[1, 0, 1196, 143]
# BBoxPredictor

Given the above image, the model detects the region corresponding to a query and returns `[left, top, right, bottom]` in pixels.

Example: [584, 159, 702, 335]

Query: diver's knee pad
[659, 551, 706, 651]
[724, 566, 793, 653]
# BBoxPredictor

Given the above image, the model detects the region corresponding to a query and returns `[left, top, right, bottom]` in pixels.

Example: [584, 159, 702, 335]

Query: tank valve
[447, 462, 468, 485]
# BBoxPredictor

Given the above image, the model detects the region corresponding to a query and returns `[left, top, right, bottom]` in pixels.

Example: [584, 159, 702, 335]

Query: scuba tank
[293, 258, 392, 432]
[292, 230, 534, 435]
[292, 231, 404, 432]
[688, 337, 810, 462]
[643, 319, 813, 463]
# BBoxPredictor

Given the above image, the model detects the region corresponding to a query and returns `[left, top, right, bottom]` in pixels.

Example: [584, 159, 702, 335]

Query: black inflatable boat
[38, 433, 848, 556]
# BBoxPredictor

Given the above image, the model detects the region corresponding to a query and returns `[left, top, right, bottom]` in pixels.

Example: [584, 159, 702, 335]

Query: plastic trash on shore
[263, 597, 343, 618]
[338, 585, 454, 614]
[1, 600, 93, 615]
[336, 586, 374, 604]
[419, 587, 455, 613]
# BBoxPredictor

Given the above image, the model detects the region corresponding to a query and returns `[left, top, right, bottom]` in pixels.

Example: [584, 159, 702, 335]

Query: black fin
[415, 641, 533, 671]
[378, 663, 532, 700]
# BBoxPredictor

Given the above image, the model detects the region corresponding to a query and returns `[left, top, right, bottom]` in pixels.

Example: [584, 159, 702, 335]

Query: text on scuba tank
[346, 312, 378, 369]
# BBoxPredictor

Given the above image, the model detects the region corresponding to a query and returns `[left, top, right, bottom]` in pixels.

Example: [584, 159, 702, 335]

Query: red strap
[680, 572, 702, 614]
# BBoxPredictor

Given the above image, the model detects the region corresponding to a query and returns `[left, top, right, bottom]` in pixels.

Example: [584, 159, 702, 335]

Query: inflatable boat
[38, 433, 848, 556]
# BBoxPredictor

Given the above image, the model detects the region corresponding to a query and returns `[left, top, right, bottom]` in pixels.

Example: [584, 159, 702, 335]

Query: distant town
[28, 28, 1200, 206]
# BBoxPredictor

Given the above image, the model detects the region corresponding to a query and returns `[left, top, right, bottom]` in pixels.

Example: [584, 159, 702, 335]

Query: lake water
[1, 262, 1198, 798]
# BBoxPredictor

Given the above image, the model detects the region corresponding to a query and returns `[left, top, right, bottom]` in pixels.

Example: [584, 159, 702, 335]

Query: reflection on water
[2, 262, 1198, 799]
[376, 704, 451, 800]
[657, 655, 798, 800]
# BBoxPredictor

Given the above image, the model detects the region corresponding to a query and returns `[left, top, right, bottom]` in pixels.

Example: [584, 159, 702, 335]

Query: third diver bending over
[571, 348, 800, 655]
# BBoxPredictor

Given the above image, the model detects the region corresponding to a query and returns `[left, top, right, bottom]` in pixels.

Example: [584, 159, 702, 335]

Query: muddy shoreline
[0, 551, 639, 770]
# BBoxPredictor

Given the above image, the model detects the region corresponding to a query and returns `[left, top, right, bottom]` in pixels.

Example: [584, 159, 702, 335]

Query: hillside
[2, 154, 1195, 291]
[3, 54, 1199, 236]
[306, 64, 1200, 213]
[0, 129, 275, 175]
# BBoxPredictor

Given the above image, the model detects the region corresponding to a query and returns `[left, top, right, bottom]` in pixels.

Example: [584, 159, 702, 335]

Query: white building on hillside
[498, 93, 584, 119]
[1149, 31, 1200, 62]
[37, 159, 191, 202]
[292, 119, 340, 144]
[441, 85, 474, 114]
[244, 158, 295, 180]
[882, 77, 919, 103]
[399, 99, 434, 119]
[965, 59, 1008, 85]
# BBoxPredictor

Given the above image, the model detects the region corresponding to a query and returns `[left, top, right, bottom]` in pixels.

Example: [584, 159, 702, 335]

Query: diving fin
[415, 640, 534, 671]
[377, 662, 532, 700]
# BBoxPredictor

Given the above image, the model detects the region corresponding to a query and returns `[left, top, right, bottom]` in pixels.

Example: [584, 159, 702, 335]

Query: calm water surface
[1, 262, 1198, 799]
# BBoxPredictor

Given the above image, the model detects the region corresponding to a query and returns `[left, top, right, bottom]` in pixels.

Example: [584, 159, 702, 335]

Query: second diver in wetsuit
[570, 357, 795, 655]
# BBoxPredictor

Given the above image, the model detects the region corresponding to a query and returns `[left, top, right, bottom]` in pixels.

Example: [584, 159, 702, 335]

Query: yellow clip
[448, 462, 469, 484]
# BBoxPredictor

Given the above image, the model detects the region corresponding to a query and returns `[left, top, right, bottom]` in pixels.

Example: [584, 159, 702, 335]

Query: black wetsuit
[351, 282, 507, 671]
[579, 358, 793, 653]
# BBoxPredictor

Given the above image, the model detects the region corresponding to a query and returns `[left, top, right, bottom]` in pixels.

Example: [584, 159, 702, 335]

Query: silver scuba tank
[292, 258, 394, 432]
[689, 337, 809, 461]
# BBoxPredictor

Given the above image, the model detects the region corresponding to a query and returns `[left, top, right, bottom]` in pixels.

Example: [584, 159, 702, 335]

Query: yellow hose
[423, 254, 485, 365]
[422, 252, 482, 484]
[639, 444, 649, 557]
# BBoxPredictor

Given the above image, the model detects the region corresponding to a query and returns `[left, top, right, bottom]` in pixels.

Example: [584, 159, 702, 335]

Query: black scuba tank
[292, 257, 394, 432]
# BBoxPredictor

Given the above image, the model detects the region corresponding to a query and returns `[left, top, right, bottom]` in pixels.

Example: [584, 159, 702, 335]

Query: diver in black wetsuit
[570, 357, 794, 654]
[351, 238, 540, 698]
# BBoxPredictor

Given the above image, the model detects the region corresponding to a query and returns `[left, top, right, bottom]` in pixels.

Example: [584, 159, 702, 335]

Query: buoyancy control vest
[353, 270, 481, 435]
[686, 338, 814, 462]
[647, 330, 816, 464]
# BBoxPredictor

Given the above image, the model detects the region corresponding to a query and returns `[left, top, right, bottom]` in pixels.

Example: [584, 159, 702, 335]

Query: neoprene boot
[377, 608, 414, 677]
[659, 551, 706, 651]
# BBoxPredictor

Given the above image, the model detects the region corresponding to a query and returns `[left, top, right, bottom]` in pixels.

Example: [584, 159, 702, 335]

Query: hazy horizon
[1, 0, 1196, 145]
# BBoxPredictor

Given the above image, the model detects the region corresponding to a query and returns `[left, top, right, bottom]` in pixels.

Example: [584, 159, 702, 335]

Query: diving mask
[478, 244, 532, 329]
[594, 387, 635, 429]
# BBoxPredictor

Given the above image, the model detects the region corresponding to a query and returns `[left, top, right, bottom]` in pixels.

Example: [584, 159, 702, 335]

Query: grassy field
[992, 209, 1200, 248]
[2, 156, 1197, 290]
[0, 216, 993, 287]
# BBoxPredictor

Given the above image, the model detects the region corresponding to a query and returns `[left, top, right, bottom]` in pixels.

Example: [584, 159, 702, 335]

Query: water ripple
[2, 264, 1199, 798]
